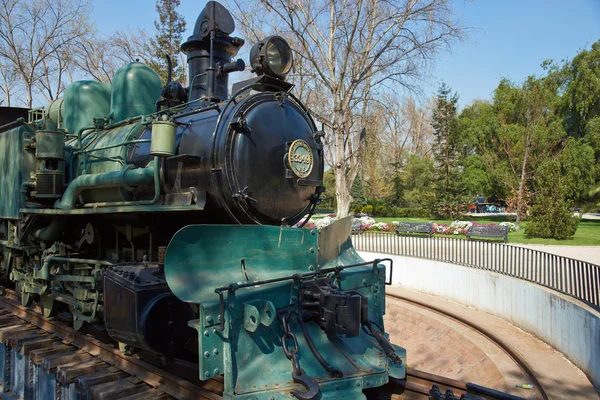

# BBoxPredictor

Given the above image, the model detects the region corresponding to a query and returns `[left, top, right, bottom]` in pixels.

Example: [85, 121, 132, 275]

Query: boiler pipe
[55, 158, 157, 210]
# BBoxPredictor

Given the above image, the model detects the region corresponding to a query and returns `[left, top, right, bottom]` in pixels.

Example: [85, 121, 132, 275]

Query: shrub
[525, 160, 580, 239]
[360, 205, 374, 215]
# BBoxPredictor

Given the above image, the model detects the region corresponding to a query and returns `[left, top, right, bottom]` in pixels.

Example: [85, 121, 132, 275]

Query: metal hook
[291, 368, 320, 400]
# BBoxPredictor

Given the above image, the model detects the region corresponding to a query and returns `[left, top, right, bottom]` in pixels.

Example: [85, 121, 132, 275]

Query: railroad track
[386, 293, 547, 400]
[369, 368, 528, 399]
[0, 287, 529, 400]
[0, 287, 223, 399]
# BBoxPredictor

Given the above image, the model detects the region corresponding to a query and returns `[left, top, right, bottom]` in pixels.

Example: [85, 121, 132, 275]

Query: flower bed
[297, 217, 517, 236]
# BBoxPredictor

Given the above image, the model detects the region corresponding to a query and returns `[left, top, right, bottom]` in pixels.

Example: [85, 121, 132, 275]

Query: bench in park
[395, 222, 433, 237]
[467, 225, 509, 243]
[351, 219, 364, 234]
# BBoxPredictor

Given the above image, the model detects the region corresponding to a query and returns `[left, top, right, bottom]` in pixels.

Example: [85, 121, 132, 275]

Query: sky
[91, 0, 600, 108]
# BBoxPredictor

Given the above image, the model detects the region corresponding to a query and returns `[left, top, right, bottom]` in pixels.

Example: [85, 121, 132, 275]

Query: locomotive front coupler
[213, 258, 395, 344]
[298, 277, 402, 365]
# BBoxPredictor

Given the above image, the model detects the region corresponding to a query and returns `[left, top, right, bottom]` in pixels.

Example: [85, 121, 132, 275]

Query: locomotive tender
[0, 2, 405, 398]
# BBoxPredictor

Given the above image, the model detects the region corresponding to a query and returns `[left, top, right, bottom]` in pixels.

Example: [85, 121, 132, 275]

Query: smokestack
[181, 1, 244, 102]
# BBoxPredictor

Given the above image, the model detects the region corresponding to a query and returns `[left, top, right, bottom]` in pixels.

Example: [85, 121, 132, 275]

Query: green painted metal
[35, 130, 64, 159]
[46, 97, 64, 130]
[165, 224, 316, 305]
[72, 122, 147, 204]
[20, 204, 203, 215]
[0, 125, 35, 218]
[63, 81, 111, 136]
[54, 162, 155, 210]
[150, 119, 177, 156]
[165, 218, 406, 399]
[76, 123, 145, 174]
[111, 63, 161, 123]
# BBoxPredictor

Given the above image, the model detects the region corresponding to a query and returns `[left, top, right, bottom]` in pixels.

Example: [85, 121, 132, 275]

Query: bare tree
[229, 0, 465, 216]
[73, 29, 153, 83]
[400, 96, 435, 157]
[0, 58, 19, 106]
[35, 41, 73, 102]
[0, 0, 92, 107]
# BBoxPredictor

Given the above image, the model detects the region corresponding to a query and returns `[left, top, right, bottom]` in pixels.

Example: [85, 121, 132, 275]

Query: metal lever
[232, 186, 257, 203]
[291, 368, 320, 400]
[364, 320, 402, 365]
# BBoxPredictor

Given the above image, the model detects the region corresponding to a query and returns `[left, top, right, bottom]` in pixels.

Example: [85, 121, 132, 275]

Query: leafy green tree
[403, 155, 435, 216]
[461, 154, 493, 198]
[525, 160, 579, 239]
[321, 170, 337, 210]
[559, 138, 595, 202]
[457, 101, 502, 200]
[558, 41, 600, 139]
[555, 41, 600, 205]
[146, 0, 187, 84]
[479, 77, 562, 228]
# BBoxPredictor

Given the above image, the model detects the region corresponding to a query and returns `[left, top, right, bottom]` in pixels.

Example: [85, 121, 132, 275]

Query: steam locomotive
[0, 2, 405, 398]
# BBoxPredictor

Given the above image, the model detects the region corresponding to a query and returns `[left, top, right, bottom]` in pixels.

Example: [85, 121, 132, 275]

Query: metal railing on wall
[352, 232, 600, 311]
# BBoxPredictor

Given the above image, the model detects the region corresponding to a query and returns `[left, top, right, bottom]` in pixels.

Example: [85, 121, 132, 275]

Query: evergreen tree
[432, 83, 459, 188]
[431, 83, 465, 217]
[350, 173, 367, 209]
[146, 0, 187, 84]
[525, 160, 579, 239]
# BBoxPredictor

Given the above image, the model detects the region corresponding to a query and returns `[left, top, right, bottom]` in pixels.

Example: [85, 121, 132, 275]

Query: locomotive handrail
[0, 117, 25, 131]
[213, 258, 393, 332]
[73, 139, 151, 155]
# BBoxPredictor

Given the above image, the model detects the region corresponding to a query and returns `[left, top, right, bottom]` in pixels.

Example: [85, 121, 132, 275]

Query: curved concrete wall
[358, 251, 600, 386]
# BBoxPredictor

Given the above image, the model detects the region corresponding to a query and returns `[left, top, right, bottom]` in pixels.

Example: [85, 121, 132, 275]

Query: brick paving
[385, 298, 512, 393]
[386, 287, 600, 399]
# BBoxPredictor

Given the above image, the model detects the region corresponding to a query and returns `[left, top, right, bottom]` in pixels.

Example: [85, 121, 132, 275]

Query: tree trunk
[334, 132, 353, 217]
[333, 109, 353, 218]
[515, 143, 530, 229]
[26, 84, 33, 108]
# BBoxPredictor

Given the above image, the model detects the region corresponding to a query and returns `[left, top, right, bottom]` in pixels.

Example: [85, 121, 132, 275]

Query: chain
[278, 310, 320, 400]
[279, 310, 301, 372]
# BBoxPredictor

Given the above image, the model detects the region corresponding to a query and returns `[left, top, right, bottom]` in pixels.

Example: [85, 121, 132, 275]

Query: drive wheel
[69, 305, 87, 331]
[40, 295, 58, 318]
[19, 283, 35, 307]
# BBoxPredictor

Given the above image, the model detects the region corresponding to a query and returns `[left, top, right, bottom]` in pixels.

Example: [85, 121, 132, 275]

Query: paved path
[386, 287, 599, 399]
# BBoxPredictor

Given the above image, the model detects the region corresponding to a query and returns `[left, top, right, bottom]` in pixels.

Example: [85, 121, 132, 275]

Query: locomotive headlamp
[250, 36, 293, 80]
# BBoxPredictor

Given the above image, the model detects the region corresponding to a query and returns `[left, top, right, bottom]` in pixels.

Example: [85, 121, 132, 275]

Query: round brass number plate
[288, 140, 314, 178]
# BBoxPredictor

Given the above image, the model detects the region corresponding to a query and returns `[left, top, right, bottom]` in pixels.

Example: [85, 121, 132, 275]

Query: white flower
[499, 221, 517, 232]
[314, 216, 336, 229]
[355, 216, 375, 225]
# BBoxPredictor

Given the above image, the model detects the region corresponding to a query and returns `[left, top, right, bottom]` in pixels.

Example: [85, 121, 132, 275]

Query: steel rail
[0, 288, 221, 400]
[0, 286, 533, 399]
[387, 293, 547, 400]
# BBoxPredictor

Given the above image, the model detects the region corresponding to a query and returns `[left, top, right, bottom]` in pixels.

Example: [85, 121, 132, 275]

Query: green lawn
[372, 217, 600, 246]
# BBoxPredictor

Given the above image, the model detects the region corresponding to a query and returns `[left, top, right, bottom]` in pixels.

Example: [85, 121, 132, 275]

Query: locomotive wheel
[40, 295, 58, 318]
[21, 292, 34, 307]
[18, 283, 35, 307]
[69, 305, 87, 331]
